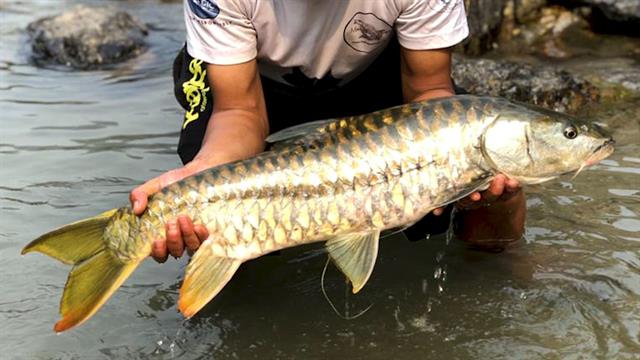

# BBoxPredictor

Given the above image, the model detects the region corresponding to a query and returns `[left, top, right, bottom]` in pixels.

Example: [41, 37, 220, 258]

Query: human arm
[130, 59, 269, 262]
[400, 46, 525, 243]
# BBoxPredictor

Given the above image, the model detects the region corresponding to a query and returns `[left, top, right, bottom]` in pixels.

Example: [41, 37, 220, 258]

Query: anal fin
[178, 244, 241, 318]
[325, 231, 380, 294]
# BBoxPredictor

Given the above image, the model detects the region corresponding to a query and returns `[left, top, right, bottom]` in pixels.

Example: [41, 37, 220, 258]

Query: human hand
[452, 174, 526, 250]
[431, 174, 520, 215]
[129, 161, 210, 263]
[455, 174, 521, 210]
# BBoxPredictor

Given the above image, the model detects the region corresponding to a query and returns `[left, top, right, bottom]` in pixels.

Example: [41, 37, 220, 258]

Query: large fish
[22, 95, 614, 332]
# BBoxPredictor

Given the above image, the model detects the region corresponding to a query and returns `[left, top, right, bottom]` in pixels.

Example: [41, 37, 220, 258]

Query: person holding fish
[24, 0, 616, 333]
[130, 0, 525, 262]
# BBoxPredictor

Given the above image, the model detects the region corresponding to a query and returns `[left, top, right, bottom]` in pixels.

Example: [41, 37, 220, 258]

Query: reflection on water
[1, 1, 639, 359]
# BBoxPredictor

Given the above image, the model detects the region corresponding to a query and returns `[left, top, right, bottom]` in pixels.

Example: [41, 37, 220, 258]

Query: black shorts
[171, 39, 453, 238]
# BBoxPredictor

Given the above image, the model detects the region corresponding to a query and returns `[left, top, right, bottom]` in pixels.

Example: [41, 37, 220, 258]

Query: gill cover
[480, 115, 548, 183]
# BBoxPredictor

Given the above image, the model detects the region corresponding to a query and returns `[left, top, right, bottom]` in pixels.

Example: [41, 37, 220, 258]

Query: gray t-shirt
[184, 0, 469, 88]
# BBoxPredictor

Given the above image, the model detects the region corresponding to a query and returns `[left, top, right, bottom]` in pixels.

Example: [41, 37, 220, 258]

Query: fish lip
[592, 138, 615, 155]
[585, 138, 615, 166]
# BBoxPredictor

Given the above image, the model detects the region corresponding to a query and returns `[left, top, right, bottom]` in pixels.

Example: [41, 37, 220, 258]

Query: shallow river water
[1, 1, 639, 359]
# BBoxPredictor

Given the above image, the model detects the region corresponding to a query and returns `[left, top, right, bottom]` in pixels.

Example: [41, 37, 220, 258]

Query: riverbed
[1, 1, 639, 359]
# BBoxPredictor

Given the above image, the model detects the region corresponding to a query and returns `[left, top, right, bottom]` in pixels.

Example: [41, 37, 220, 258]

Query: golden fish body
[133, 97, 496, 258]
[23, 95, 615, 331]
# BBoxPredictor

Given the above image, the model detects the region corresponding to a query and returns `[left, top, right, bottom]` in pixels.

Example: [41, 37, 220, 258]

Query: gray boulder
[27, 5, 148, 69]
[579, 0, 640, 25]
[452, 56, 600, 113]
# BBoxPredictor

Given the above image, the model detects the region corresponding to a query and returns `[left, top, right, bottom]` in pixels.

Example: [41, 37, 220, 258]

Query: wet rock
[27, 5, 148, 69]
[513, 0, 548, 23]
[508, 6, 589, 58]
[452, 55, 600, 113]
[563, 57, 640, 96]
[578, 0, 640, 25]
[462, 0, 508, 55]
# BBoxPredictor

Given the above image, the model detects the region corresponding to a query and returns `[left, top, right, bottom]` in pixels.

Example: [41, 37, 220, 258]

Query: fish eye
[563, 126, 578, 139]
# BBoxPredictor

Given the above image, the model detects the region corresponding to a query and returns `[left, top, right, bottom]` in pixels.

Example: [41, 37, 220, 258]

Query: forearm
[190, 108, 268, 170]
[405, 87, 454, 103]
[402, 77, 454, 103]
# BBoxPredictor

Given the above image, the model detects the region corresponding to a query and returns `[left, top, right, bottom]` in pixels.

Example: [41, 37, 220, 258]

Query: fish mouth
[586, 138, 615, 166]
[570, 138, 614, 180]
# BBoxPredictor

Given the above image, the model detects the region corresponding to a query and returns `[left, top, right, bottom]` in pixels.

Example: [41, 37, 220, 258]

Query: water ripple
[0, 197, 48, 206]
[0, 99, 97, 105]
[32, 121, 118, 131]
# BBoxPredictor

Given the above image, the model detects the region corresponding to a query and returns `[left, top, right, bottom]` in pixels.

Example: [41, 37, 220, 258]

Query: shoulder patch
[188, 0, 220, 19]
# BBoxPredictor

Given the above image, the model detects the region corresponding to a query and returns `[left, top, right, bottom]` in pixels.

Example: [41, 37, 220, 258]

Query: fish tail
[22, 208, 142, 332]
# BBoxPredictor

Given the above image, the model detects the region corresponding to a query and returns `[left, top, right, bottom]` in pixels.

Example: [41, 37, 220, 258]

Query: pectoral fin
[325, 231, 380, 294]
[178, 244, 241, 318]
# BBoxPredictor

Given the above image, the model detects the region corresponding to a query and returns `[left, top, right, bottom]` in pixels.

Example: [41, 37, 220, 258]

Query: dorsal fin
[266, 119, 337, 151]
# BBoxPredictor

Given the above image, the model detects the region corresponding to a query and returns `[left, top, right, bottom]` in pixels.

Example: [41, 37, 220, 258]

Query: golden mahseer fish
[23, 95, 614, 332]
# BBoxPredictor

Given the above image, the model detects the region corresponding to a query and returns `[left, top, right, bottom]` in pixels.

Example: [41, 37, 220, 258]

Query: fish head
[481, 102, 615, 184]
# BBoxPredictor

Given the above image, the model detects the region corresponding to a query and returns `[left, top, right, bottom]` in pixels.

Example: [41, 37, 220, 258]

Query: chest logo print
[343, 13, 392, 53]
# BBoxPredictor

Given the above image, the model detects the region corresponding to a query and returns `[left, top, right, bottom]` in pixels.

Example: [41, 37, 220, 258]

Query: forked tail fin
[22, 209, 142, 332]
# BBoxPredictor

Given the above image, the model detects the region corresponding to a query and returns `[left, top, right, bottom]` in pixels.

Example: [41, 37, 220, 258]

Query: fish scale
[23, 95, 615, 331]
[138, 97, 490, 254]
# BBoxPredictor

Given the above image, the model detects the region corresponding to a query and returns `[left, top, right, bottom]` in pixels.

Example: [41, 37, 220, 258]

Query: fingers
[505, 178, 520, 193]
[150, 217, 209, 262]
[178, 216, 205, 253]
[129, 167, 193, 215]
[194, 224, 209, 242]
[129, 176, 165, 215]
[484, 174, 506, 203]
[129, 188, 149, 215]
[166, 220, 185, 258]
[151, 239, 168, 263]
[456, 174, 521, 211]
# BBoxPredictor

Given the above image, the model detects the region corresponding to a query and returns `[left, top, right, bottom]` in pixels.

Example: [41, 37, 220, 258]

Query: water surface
[1, 1, 639, 359]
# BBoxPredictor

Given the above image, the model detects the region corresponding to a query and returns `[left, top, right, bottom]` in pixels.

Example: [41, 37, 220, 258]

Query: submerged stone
[452, 56, 600, 113]
[27, 5, 148, 69]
